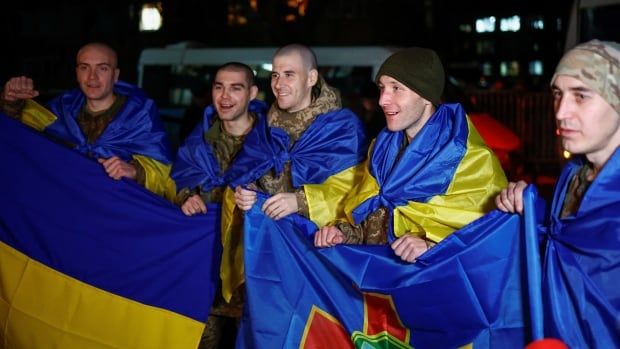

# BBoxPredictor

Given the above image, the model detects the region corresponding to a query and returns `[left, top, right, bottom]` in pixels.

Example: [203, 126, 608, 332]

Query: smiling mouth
[219, 103, 234, 111]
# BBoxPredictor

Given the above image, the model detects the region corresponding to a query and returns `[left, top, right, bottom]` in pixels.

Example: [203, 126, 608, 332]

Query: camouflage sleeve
[0, 98, 26, 120]
[336, 221, 364, 244]
[174, 187, 196, 206]
[337, 207, 389, 245]
[130, 158, 146, 186]
[295, 187, 309, 218]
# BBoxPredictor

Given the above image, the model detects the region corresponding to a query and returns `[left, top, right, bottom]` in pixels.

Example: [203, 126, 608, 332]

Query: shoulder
[318, 107, 363, 125]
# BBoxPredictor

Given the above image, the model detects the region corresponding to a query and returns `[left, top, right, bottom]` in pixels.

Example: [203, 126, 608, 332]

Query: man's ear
[250, 85, 258, 100]
[114, 68, 120, 83]
[308, 69, 318, 87]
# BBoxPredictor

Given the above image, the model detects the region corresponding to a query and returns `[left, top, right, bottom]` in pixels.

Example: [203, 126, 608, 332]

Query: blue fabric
[351, 103, 468, 238]
[171, 100, 268, 192]
[44, 81, 172, 163]
[0, 113, 220, 322]
[236, 188, 545, 348]
[228, 107, 368, 188]
[541, 150, 620, 348]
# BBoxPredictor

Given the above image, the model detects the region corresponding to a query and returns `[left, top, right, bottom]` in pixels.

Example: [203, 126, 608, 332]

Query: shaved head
[273, 44, 318, 71]
[77, 42, 118, 69]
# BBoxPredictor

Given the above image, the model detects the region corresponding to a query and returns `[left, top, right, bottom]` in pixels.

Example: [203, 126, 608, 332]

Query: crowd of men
[2, 39, 619, 349]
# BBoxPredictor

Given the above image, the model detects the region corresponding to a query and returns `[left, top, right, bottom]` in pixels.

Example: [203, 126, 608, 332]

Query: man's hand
[235, 186, 257, 211]
[98, 156, 137, 180]
[314, 225, 345, 247]
[181, 194, 207, 216]
[495, 180, 528, 214]
[2, 76, 39, 102]
[262, 192, 298, 220]
[391, 234, 429, 263]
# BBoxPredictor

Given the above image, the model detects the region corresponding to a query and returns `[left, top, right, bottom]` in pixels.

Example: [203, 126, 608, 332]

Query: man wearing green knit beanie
[314, 47, 506, 265]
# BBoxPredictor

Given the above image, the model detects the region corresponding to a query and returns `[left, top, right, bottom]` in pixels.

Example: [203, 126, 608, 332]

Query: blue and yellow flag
[220, 107, 368, 301]
[171, 100, 268, 193]
[237, 190, 546, 348]
[0, 114, 221, 348]
[346, 103, 507, 243]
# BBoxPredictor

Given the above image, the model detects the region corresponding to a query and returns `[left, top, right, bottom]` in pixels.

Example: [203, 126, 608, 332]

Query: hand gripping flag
[236, 188, 547, 349]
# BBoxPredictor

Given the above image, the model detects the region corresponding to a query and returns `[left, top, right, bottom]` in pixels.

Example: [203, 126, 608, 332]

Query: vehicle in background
[137, 44, 397, 150]
[564, 0, 620, 51]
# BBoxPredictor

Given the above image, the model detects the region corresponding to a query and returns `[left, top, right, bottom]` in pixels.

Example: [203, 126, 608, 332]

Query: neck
[222, 113, 253, 136]
[86, 95, 116, 113]
[585, 148, 616, 180]
[585, 133, 620, 178]
[405, 104, 436, 143]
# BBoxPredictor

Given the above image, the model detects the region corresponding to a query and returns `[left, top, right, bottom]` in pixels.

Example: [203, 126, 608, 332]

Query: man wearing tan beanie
[315, 47, 507, 263]
[496, 40, 620, 348]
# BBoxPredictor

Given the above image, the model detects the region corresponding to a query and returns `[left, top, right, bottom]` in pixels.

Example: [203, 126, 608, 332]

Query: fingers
[314, 226, 345, 247]
[181, 195, 207, 216]
[234, 186, 256, 211]
[495, 180, 528, 214]
[391, 235, 428, 263]
[496, 188, 514, 212]
[98, 157, 137, 180]
[262, 193, 297, 220]
[3, 76, 39, 102]
[514, 180, 527, 214]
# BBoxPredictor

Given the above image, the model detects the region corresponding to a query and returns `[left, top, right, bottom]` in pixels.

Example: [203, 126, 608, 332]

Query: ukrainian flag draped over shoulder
[346, 103, 506, 242]
[541, 151, 620, 348]
[170, 100, 268, 304]
[221, 107, 368, 300]
[42, 81, 173, 197]
[0, 113, 221, 349]
[171, 100, 268, 192]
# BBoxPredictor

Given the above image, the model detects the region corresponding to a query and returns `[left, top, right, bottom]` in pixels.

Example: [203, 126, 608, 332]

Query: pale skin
[2, 44, 139, 181]
[314, 74, 436, 263]
[234, 49, 318, 220]
[182, 68, 257, 216]
[496, 75, 620, 214]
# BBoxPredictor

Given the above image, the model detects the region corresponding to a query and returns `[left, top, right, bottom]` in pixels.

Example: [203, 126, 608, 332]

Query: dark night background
[0, 0, 576, 92]
[2, 0, 619, 189]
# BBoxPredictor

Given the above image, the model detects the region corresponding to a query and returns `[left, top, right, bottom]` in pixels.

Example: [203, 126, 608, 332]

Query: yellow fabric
[305, 164, 366, 227]
[133, 155, 175, 200]
[220, 187, 245, 302]
[343, 154, 380, 223]
[20, 99, 57, 131]
[346, 119, 507, 243]
[0, 241, 203, 349]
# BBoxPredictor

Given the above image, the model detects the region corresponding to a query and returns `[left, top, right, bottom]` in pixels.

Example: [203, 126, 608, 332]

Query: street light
[139, 3, 162, 32]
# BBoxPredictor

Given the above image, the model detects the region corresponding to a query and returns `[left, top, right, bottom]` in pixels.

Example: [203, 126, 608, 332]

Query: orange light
[562, 150, 571, 159]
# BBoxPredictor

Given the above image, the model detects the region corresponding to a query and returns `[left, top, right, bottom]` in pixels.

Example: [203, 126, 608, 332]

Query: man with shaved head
[1, 42, 173, 198]
[232, 44, 367, 221]
[221, 43, 368, 310]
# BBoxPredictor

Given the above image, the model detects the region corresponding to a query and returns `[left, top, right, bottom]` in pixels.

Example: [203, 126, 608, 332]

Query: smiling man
[314, 47, 507, 263]
[170, 62, 267, 349]
[232, 44, 367, 224]
[0, 42, 173, 198]
[223, 44, 368, 303]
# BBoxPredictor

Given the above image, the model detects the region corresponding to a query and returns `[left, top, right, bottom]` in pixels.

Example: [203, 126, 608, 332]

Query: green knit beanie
[375, 47, 445, 105]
